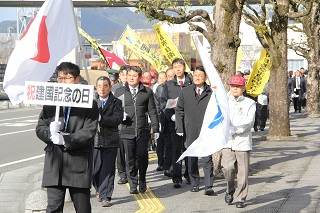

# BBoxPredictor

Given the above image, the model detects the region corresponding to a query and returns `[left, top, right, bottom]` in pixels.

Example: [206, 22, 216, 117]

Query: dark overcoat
[175, 84, 212, 148]
[94, 92, 123, 148]
[36, 102, 99, 188]
[159, 73, 193, 122]
[291, 76, 307, 99]
[114, 82, 159, 138]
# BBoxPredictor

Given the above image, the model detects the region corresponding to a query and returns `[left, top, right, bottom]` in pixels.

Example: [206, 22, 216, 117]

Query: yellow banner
[78, 27, 105, 61]
[236, 47, 242, 71]
[119, 26, 167, 72]
[154, 24, 191, 73]
[245, 48, 271, 97]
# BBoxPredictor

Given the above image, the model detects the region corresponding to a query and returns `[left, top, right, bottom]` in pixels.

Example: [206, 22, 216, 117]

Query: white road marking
[0, 129, 34, 136]
[0, 154, 44, 168]
[0, 115, 38, 122]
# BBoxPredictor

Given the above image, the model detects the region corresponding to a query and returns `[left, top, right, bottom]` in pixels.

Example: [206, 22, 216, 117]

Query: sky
[0, 8, 16, 22]
[0, 6, 213, 22]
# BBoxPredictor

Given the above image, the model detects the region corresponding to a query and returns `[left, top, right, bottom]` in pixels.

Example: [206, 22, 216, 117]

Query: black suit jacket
[292, 76, 306, 98]
[94, 92, 123, 148]
[114, 82, 159, 138]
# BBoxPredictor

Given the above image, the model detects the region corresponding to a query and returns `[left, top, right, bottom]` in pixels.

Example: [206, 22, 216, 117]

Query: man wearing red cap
[221, 75, 256, 208]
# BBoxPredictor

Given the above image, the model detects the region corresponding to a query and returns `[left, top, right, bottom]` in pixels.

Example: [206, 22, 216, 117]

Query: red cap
[229, 75, 245, 86]
[140, 76, 152, 84]
[149, 70, 157, 78]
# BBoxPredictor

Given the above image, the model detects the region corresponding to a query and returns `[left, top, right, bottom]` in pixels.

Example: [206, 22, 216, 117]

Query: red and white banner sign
[24, 81, 94, 108]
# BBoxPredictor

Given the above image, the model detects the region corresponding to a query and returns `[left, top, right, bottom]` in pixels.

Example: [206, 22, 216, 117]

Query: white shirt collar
[195, 85, 204, 95]
[100, 96, 109, 103]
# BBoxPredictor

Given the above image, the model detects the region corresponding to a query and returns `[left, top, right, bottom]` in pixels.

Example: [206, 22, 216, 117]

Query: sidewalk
[1, 109, 320, 212]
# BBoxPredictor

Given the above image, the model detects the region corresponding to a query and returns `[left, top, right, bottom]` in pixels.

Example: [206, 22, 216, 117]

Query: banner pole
[55, 106, 60, 122]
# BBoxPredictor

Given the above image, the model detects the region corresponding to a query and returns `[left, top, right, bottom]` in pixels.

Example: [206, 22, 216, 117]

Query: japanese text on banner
[24, 81, 94, 108]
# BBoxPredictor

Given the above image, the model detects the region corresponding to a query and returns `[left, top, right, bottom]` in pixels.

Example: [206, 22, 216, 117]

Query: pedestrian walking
[93, 76, 123, 207]
[112, 65, 130, 185]
[222, 75, 256, 208]
[160, 58, 192, 188]
[35, 62, 99, 213]
[114, 66, 159, 194]
[175, 66, 215, 195]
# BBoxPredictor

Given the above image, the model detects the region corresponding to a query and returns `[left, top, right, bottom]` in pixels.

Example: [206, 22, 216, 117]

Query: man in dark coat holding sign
[36, 62, 99, 213]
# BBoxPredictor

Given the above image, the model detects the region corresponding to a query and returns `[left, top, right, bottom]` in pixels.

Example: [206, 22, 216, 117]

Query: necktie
[132, 89, 137, 102]
[101, 100, 105, 108]
[179, 81, 183, 88]
[296, 78, 300, 89]
[197, 89, 201, 97]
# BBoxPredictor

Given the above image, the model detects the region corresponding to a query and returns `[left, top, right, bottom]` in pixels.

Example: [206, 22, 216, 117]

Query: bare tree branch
[287, 1, 313, 19]
[287, 24, 303, 33]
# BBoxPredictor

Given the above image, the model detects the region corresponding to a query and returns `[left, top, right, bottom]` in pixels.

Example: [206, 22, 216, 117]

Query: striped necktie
[132, 89, 137, 102]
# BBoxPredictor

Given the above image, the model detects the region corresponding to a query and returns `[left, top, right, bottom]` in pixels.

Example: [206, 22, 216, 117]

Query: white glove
[171, 115, 176, 122]
[177, 133, 184, 137]
[294, 88, 296, 92]
[50, 121, 61, 135]
[123, 112, 128, 121]
[154, 133, 160, 140]
[50, 133, 65, 145]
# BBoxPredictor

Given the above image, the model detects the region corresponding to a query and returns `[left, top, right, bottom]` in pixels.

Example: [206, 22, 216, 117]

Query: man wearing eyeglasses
[36, 62, 99, 213]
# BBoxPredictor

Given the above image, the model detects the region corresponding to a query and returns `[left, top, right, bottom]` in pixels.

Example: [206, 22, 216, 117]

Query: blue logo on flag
[208, 104, 224, 129]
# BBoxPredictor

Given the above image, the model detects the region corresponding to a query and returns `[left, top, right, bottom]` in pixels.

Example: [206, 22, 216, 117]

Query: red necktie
[197, 89, 201, 97]
[179, 81, 183, 88]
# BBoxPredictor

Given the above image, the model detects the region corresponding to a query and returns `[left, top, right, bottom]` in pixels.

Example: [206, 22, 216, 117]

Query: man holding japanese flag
[2, 0, 98, 212]
[3, 0, 79, 105]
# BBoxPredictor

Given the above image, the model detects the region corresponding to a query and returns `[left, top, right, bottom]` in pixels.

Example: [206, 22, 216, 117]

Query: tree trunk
[267, 0, 291, 137]
[303, 4, 320, 116]
[211, 0, 243, 88]
[306, 59, 320, 116]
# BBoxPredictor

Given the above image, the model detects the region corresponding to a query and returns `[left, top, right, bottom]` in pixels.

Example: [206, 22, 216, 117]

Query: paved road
[0, 103, 44, 173]
[1, 105, 320, 213]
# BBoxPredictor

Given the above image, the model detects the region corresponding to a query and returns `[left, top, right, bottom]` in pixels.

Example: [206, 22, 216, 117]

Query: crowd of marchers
[35, 59, 273, 212]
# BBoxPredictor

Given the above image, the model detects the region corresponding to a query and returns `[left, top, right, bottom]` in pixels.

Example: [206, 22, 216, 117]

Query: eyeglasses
[57, 76, 74, 81]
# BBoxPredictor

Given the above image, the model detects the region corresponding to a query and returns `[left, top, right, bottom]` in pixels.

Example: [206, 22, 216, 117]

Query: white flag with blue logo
[177, 36, 230, 161]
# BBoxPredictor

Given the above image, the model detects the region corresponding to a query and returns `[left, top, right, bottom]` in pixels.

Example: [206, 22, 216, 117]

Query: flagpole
[55, 106, 60, 122]
[72, 7, 91, 85]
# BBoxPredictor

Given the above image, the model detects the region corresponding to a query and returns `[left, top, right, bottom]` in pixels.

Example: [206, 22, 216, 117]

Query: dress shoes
[190, 185, 199, 192]
[224, 191, 234, 204]
[204, 188, 215, 196]
[236, 202, 245, 208]
[254, 126, 258, 132]
[95, 192, 101, 202]
[164, 170, 173, 177]
[173, 181, 181, 188]
[101, 200, 112, 207]
[185, 177, 191, 185]
[129, 187, 138, 194]
[156, 166, 163, 171]
[118, 177, 128, 184]
[259, 127, 265, 131]
[139, 181, 147, 193]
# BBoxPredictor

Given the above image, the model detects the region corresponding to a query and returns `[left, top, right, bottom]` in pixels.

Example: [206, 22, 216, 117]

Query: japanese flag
[3, 0, 79, 105]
